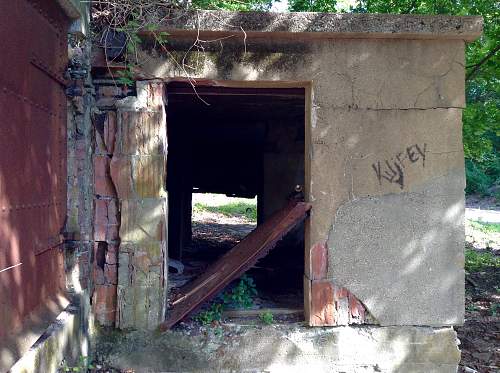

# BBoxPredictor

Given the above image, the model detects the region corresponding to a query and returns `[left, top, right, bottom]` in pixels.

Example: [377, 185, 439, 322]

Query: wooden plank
[161, 201, 311, 330]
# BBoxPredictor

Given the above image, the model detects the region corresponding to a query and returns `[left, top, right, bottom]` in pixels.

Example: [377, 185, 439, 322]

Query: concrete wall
[95, 324, 461, 373]
[135, 31, 468, 327]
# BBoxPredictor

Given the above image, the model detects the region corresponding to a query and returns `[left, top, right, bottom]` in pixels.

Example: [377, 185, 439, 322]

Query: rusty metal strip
[31, 54, 68, 87]
[161, 201, 311, 330]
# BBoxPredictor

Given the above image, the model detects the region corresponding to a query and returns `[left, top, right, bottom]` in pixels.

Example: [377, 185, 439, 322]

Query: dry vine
[91, 0, 249, 102]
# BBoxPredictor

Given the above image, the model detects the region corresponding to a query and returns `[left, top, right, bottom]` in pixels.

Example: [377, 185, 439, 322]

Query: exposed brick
[94, 155, 116, 197]
[310, 279, 335, 326]
[93, 198, 120, 242]
[93, 284, 117, 326]
[104, 264, 118, 285]
[310, 242, 328, 280]
[98, 85, 124, 98]
[94, 199, 108, 241]
[104, 111, 117, 154]
[105, 244, 118, 265]
[109, 156, 133, 199]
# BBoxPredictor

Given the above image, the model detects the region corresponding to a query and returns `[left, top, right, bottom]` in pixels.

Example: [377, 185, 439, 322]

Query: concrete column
[110, 81, 168, 330]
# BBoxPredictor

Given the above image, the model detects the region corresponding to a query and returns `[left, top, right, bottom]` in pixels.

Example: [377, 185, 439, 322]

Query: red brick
[94, 199, 108, 241]
[310, 242, 328, 280]
[105, 244, 118, 265]
[94, 156, 116, 197]
[93, 284, 117, 326]
[104, 112, 117, 154]
[109, 156, 133, 199]
[310, 279, 335, 326]
[104, 264, 118, 284]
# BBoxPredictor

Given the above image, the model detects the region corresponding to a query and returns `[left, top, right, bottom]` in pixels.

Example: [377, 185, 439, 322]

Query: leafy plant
[194, 302, 224, 325]
[465, 248, 500, 272]
[259, 311, 274, 325]
[223, 275, 258, 309]
[60, 356, 95, 372]
[194, 275, 258, 326]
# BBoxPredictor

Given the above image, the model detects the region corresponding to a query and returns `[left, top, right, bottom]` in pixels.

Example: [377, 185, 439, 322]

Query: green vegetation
[259, 311, 274, 325]
[97, 0, 499, 195]
[60, 356, 95, 372]
[194, 201, 257, 222]
[291, 0, 500, 196]
[194, 303, 224, 325]
[465, 248, 500, 272]
[469, 220, 500, 234]
[194, 275, 258, 325]
[223, 274, 258, 308]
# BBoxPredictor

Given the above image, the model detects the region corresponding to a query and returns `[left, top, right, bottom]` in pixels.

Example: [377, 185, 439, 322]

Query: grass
[469, 220, 500, 234]
[465, 248, 500, 272]
[194, 201, 257, 222]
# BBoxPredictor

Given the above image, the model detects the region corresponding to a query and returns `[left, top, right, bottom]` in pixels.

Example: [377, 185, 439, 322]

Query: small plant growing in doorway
[259, 311, 274, 325]
[223, 275, 258, 309]
[60, 356, 95, 372]
[194, 302, 224, 325]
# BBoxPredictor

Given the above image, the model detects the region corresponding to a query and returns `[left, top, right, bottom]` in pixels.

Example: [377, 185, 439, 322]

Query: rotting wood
[160, 201, 311, 330]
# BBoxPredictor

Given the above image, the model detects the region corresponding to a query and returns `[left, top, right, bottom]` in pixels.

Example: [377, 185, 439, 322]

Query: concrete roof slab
[152, 10, 482, 42]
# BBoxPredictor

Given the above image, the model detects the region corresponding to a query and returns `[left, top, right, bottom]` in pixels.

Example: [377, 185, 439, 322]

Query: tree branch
[466, 43, 500, 81]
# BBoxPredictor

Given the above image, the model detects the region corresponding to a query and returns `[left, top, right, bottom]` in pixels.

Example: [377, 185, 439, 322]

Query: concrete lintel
[148, 10, 482, 42]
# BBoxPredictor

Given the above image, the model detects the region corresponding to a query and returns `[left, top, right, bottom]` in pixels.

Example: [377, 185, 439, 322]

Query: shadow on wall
[0, 2, 69, 366]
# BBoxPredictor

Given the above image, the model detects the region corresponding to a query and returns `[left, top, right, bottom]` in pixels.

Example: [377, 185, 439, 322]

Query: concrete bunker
[166, 83, 307, 316]
[62, 9, 483, 372]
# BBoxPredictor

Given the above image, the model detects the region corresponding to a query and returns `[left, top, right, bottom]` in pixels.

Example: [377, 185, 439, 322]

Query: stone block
[120, 199, 167, 244]
[115, 111, 166, 156]
[110, 155, 166, 199]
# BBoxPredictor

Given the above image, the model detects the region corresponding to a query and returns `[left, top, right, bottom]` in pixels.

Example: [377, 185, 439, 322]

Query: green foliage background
[200, 0, 499, 195]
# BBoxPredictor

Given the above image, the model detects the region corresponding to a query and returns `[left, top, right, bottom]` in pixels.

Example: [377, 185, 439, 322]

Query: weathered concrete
[113, 81, 168, 330]
[131, 25, 470, 326]
[327, 172, 465, 326]
[152, 10, 482, 41]
[95, 324, 461, 372]
[9, 302, 89, 373]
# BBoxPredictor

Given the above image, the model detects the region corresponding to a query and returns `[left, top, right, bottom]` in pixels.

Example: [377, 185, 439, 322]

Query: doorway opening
[166, 82, 306, 322]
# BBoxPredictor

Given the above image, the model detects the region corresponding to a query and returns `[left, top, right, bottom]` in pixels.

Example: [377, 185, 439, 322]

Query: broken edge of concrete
[9, 299, 90, 373]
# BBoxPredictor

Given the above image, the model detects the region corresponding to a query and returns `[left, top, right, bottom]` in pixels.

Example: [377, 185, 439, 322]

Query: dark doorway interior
[166, 83, 305, 314]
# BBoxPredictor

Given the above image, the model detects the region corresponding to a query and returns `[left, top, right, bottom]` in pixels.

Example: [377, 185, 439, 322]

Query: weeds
[194, 275, 258, 325]
[465, 248, 500, 272]
[194, 201, 257, 222]
[223, 275, 258, 309]
[469, 220, 500, 234]
[60, 356, 94, 372]
[194, 303, 224, 325]
[259, 311, 274, 325]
